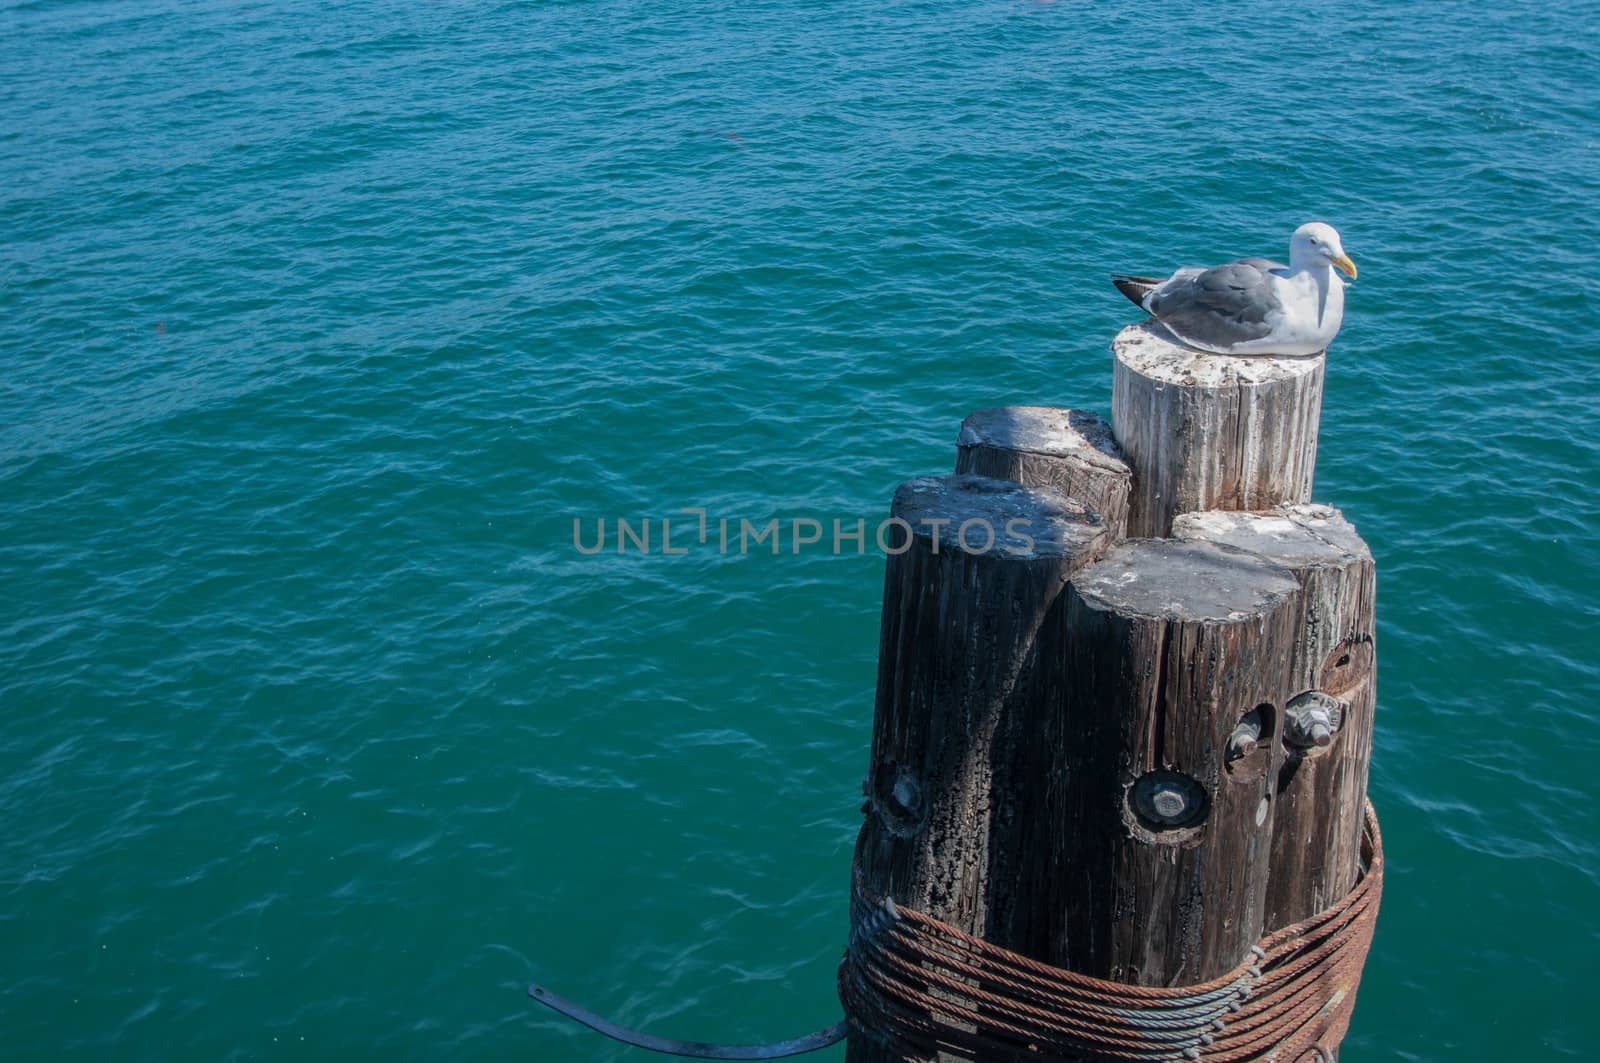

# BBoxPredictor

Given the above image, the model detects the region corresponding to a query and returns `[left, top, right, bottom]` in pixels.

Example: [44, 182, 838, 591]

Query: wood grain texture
[848, 474, 1109, 1063]
[1046, 538, 1302, 985]
[954, 406, 1133, 538]
[1172, 505, 1377, 930]
[1111, 321, 1325, 537]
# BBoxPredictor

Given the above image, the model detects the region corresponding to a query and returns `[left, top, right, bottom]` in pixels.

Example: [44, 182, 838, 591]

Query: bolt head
[1132, 770, 1207, 829]
[1151, 787, 1188, 819]
[891, 775, 920, 812]
[1284, 690, 1346, 750]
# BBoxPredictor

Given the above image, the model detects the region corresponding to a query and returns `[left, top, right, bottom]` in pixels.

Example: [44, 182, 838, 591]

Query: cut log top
[1112, 320, 1327, 536]
[891, 474, 1106, 559]
[955, 407, 1134, 539]
[1172, 505, 1372, 567]
[1071, 538, 1301, 621]
[1115, 320, 1324, 387]
[957, 407, 1131, 476]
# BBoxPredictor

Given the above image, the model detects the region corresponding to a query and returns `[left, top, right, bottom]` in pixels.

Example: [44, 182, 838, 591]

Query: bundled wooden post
[1045, 539, 1304, 983]
[1172, 504, 1377, 929]
[842, 308, 1382, 1057]
[1112, 322, 1325, 536]
[954, 406, 1134, 538]
[849, 473, 1108, 1062]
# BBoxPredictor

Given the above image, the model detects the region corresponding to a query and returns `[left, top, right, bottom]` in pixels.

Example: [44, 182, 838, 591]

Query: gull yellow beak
[1332, 253, 1358, 280]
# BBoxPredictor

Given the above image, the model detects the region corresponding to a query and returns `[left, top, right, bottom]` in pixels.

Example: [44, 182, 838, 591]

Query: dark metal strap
[528, 982, 847, 1059]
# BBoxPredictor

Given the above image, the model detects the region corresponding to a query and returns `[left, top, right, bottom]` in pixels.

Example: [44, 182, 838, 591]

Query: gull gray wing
[1234, 257, 1288, 273]
[1147, 261, 1282, 351]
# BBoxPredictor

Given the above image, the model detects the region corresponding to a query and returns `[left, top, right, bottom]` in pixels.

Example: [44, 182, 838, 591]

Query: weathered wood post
[1171, 504, 1377, 929]
[954, 407, 1134, 538]
[1112, 322, 1325, 536]
[843, 316, 1380, 1060]
[1046, 539, 1303, 983]
[849, 473, 1108, 1062]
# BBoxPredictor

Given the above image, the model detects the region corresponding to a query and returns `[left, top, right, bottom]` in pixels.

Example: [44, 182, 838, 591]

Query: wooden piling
[843, 308, 1380, 1056]
[954, 406, 1133, 538]
[1044, 539, 1303, 984]
[1171, 504, 1377, 930]
[1112, 321, 1325, 537]
[849, 473, 1108, 1063]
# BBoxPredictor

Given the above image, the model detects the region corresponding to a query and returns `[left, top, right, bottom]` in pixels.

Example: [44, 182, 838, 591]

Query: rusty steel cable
[528, 802, 1381, 1061]
[838, 801, 1383, 1061]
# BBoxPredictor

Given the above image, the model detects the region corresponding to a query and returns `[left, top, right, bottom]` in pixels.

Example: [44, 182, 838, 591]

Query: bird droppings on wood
[1113, 322, 1326, 536]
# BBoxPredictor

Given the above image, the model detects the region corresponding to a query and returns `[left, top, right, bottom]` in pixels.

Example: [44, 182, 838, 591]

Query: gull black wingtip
[1111, 274, 1163, 309]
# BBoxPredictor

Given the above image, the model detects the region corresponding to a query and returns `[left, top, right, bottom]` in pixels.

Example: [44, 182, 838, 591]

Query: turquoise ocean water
[4, 1, 1598, 1059]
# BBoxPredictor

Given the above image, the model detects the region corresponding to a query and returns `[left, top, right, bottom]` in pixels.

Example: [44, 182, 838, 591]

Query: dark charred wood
[848, 474, 1109, 1063]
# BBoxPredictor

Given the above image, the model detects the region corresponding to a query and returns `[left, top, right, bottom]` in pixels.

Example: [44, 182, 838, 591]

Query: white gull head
[1289, 222, 1357, 280]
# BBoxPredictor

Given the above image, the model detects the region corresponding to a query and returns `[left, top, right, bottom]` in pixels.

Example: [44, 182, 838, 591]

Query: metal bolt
[875, 770, 925, 836]
[1151, 786, 1189, 820]
[891, 775, 920, 815]
[1133, 770, 1206, 828]
[1227, 716, 1262, 762]
[1285, 691, 1345, 751]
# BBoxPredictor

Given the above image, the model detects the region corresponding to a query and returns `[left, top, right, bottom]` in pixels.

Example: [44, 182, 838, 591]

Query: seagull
[1112, 222, 1357, 356]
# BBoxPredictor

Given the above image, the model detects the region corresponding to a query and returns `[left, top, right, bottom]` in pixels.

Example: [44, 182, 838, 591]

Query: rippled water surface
[4, 1, 1598, 1059]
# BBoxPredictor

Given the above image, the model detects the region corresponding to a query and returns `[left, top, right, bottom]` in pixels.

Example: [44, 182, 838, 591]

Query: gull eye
[1310, 236, 1320, 245]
